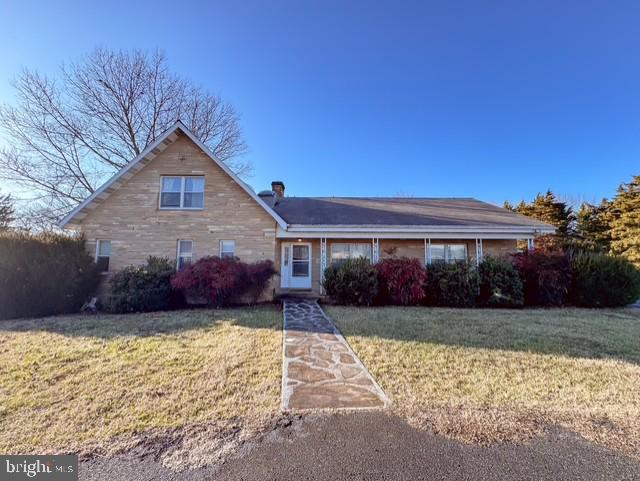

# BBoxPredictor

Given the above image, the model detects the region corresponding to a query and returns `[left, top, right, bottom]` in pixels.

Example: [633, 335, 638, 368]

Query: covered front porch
[275, 228, 539, 296]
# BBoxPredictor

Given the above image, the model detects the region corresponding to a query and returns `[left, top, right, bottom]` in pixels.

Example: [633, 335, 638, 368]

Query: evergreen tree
[0, 193, 14, 232]
[504, 190, 575, 237]
[575, 200, 613, 253]
[610, 175, 640, 266]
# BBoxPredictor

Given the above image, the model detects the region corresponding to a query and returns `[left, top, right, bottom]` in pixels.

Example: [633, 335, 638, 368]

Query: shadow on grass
[2, 300, 639, 365]
[0, 304, 283, 339]
[323, 305, 640, 365]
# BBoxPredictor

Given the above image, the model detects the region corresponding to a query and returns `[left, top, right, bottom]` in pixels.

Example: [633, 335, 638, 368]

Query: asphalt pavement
[80, 411, 640, 481]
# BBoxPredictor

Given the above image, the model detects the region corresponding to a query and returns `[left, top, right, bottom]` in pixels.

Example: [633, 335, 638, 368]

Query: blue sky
[0, 0, 638, 206]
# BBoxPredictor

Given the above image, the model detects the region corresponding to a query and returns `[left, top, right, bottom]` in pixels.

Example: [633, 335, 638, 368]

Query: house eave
[276, 224, 555, 239]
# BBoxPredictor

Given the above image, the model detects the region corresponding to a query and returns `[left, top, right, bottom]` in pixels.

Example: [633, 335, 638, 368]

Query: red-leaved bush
[171, 256, 276, 307]
[511, 246, 570, 307]
[375, 257, 427, 305]
[246, 260, 278, 304]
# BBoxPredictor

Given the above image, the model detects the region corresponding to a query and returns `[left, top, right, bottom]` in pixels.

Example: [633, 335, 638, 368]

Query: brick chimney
[271, 181, 285, 198]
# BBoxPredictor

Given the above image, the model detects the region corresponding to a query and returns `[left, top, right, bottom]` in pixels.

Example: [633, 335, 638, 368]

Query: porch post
[424, 238, 427, 265]
[320, 237, 327, 295]
[475, 238, 483, 266]
[527, 237, 535, 251]
[372, 238, 379, 263]
[425, 238, 431, 265]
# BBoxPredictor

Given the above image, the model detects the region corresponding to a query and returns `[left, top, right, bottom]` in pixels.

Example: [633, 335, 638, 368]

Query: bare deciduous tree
[0, 48, 249, 225]
[0, 192, 15, 231]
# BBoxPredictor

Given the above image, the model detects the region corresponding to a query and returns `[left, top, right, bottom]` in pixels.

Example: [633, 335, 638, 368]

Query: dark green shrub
[570, 253, 640, 307]
[424, 262, 478, 307]
[0, 232, 101, 319]
[478, 257, 524, 308]
[323, 258, 378, 306]
[512, 249, 571, 306]
[107, 256, 179, 313]
[375, 257, 427, 305]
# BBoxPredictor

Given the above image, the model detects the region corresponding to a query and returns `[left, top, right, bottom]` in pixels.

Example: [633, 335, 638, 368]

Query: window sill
[158, 207, 204, 211]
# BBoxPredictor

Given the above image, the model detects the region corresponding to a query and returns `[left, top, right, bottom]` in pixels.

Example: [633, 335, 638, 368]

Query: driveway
[80, 411, 640, 481]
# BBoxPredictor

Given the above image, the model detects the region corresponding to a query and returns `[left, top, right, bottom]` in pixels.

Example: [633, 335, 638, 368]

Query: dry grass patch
[327, 306, 640, 457]
[0, 306, 282, 465]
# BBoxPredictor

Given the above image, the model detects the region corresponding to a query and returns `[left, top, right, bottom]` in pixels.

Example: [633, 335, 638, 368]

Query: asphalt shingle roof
[272, 197, 554, 228]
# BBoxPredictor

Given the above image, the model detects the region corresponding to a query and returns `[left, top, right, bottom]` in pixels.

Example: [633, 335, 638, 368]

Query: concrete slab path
[281, 298, 389, 410]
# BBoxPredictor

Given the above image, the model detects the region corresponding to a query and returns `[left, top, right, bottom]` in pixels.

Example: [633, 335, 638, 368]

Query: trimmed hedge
[0, 232, 101, 320]
[376, 257, 427, 305]
[478, 257, 524, 308]
[512, 250, 571, 306]
[323, 258, 379, 306]
[107, 256, 183, 313]
[424, 262, 478, 307]
[171, 256, 276, 307]
[246, 260, 278, 304]
[570, 253, 640, 307]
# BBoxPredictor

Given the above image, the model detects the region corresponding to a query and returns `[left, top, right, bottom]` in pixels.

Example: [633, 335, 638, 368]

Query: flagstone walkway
[281, 299, 390, 410]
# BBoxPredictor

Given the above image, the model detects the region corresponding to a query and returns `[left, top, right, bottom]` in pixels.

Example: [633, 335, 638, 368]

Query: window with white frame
[330, 243, 372, 266]
[291, 244, 310, 276]
[160, 176, 204, 209]
[96, 239, 111, 272]
[177, 240, 193, 270]
[220, 240, 235, 258]
[429, 243, 467, 264]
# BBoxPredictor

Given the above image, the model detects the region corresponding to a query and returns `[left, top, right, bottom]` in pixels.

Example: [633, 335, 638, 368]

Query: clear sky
[0, 0, 638, 206]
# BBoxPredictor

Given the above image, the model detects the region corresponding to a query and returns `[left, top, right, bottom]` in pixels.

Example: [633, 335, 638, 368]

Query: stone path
[281, 299, 390, 410]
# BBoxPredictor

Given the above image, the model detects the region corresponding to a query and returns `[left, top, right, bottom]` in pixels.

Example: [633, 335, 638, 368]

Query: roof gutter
[277, 224, 555, 239]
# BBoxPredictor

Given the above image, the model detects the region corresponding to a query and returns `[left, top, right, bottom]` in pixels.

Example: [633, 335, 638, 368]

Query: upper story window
[330, 243, 372, 266]
[220, 240, 236, 258]
[160, 176, 204, 209]
[429, 244, 467, 264]
[96, 239, 111, 272]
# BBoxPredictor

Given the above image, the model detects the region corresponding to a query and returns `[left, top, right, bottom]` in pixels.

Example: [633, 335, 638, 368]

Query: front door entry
[281, 242, 312, 289]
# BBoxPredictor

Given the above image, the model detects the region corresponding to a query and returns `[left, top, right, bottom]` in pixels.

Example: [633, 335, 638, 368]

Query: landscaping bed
[0, 306, 283, 468]
[327, 306, 640, 458]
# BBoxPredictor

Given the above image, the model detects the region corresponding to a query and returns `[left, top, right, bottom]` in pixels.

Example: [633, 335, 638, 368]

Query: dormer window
[160, 176, 204, 209]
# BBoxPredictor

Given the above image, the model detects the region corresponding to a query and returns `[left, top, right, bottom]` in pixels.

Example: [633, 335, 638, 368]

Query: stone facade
[76, 135, 278, 275]
[69, 130, 521, 300]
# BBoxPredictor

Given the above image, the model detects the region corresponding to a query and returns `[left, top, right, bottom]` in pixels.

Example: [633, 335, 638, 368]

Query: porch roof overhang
[276, 224, 555, 239]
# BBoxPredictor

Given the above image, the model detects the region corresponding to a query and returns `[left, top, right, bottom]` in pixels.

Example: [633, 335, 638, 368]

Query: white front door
[281, 242, 312, 289]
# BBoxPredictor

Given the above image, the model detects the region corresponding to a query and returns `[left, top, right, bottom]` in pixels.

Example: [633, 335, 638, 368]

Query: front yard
[0, 306, 282, 467]
[327, 306, 640, 457]
[3, 302, 640, 467]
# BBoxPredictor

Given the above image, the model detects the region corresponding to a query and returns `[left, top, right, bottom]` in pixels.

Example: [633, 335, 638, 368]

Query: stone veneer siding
[76, 135, 278, 280]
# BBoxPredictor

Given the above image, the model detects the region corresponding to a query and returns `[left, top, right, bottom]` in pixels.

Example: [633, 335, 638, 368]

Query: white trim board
[276, 226, 553, 239]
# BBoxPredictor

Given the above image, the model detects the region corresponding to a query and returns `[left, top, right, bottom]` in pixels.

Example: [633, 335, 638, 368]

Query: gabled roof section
[58, 121, 288, 229]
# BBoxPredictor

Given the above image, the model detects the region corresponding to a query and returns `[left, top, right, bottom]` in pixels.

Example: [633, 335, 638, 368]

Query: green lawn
[0, 306, 282, 466]
[327, 306, 640, 457]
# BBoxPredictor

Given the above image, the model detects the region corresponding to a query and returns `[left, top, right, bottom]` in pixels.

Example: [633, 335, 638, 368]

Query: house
[59, 121, 555, 297]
